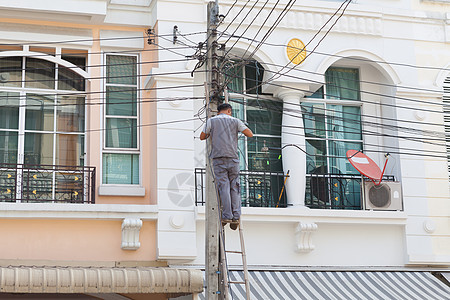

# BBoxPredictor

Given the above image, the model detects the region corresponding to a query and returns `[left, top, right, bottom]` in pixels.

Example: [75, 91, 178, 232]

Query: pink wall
[0, 220, 157, 262]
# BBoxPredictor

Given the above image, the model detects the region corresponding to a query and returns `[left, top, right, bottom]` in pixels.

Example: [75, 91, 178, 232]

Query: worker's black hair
[217, 103, 232, 112]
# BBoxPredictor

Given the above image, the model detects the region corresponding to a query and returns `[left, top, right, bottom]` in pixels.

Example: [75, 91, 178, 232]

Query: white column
[279, 90, 306, 207]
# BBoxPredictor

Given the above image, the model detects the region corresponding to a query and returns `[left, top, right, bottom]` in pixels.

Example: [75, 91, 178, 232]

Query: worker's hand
[200, 132, 209, 140]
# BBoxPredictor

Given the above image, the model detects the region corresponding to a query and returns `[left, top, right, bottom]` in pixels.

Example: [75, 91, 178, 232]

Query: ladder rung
[225, 250, 243, 254]
[229, 281, 246, 284]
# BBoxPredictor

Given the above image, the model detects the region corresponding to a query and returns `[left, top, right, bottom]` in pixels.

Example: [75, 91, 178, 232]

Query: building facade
[153, 0, 450, 298]
[0, 0, 203, 299]
[0, 0, 449, 299]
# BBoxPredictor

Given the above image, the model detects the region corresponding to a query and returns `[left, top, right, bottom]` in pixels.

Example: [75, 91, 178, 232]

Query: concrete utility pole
[205, 1, 221, 299]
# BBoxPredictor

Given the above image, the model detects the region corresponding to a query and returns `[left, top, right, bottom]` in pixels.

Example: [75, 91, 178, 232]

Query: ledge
[196, 206, 407, 225]
[98, 185, 146, 196]
[0, 203, 158, 220]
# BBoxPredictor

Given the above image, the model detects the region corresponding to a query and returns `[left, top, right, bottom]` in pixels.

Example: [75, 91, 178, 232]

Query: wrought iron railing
[0, 163, 95, 204]
[195, 168, 288, 208]
[305, 173, 395, 210]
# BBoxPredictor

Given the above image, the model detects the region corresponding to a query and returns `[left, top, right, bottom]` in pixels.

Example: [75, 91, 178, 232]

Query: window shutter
[444, 77, 450, 176]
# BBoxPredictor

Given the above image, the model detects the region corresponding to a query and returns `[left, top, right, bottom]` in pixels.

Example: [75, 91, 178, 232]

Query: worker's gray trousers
[212, 157, 241, 220]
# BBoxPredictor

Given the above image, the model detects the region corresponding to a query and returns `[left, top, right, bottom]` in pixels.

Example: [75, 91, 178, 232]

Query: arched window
[0, 56, 86, 167]
[0, 54, 90, 203]
[303, 67, 363, 209]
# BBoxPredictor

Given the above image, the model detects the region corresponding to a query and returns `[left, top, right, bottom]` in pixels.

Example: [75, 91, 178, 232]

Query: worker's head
[217, 103, 232, 116]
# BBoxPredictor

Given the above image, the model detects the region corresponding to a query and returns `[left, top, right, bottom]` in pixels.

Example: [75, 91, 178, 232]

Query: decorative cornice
[222, 5, 382, 36]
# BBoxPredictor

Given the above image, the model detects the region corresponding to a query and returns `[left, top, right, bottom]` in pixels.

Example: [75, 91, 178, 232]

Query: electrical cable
[222, 70, 447, 114]
[223, 96, 448, 160]
[219, 32, 450, 72]
[222, 0, 272, 59]
[0, 69, 206, 88]
[262, 0, 352, 87]
[227, 94, 448, 146]
[0, 31, 206, 47]
[0, 83, 206, 101]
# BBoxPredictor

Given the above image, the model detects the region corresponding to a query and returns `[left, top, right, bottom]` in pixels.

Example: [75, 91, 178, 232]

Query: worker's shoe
[230, 219, 239, 230]
[222, 219, 232, 226]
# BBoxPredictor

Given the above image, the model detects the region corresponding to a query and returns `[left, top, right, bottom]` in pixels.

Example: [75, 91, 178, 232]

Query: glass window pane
[0, 57, 22, 88]
[25, 94, 55, 131]
[245, 61, 264, 95]
[106, 55, 137, 85]
[247, 99, 282, 136]
[61, 55, 86, 70]
[247, 137, 282, 172]
[56, 134, 84, 166]
[0, 91, 20, 129]
[25, 58, 55, 89]
[302, 103, 326, 138]
[224, 62, 243, 93]
[328, 141, 362, 175]
[0, 131, 18, 164]
[106, 86, 137, 116]
[58, 65, 85, 91]
[231, 100, 246, 170]
[306, 139, 327, 174]
[24, 133, 54, 165]
[325, 67, 360, 101]
[57, 96, 85, 132]
[105, 118, 137, 148]
[306, 87, 324, 99]
[103, 153, 139, 184]
[327, 105, 362, 140]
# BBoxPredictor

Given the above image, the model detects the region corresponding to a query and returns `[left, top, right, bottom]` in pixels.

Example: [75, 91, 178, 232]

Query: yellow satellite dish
[286, 38, 306, 65]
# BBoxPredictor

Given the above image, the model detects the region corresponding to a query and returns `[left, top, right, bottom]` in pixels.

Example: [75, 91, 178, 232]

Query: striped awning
[201, 271, 450, 300]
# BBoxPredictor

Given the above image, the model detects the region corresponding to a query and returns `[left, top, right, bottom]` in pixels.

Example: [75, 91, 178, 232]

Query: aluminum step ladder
[219, 221, 251, 300]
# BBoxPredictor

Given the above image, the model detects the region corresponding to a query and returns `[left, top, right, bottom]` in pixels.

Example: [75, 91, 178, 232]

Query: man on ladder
[200, 103, 253, 230]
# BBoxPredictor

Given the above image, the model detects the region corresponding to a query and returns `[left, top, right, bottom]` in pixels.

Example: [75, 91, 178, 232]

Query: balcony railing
[0, 163, 95, 204]
[306, 173, 395, 210]
[195, 168, 396, 210]
[195, 168, 288, 208]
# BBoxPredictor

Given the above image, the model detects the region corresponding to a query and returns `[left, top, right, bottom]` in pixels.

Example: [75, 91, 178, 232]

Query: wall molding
[0, 203, 158, 220]
[295, 222, 318, 253]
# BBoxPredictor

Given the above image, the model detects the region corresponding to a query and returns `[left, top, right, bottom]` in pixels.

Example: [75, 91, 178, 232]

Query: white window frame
[101, 52, 142, 188]
[0, 51, 87, 202]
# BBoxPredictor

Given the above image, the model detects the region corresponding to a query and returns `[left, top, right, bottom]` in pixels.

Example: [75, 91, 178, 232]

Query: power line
[224, 57, 448, 110]
[0, 83, 205, 101]
[220, 32, 450, 72]
[227, 95, 448, 146]
[222, 0, 272, 58]
[222, 0, 296, 90]
[0, 31, 206, 47]
[222, 69, 448, 114]
[0, 68, 206, 87]
[240, 0, 353, 95]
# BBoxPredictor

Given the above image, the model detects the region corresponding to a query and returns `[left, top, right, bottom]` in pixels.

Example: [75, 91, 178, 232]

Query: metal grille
[195, 168, 288, 208]
[0, 163, 95, 203]
[305, 174, 395, 210]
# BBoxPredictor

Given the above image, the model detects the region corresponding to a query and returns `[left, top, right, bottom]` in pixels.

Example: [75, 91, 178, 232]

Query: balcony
[195, 168, 395, 210]
[0, 163, 95, 204]
[306, 173, 395, 210]
[195, 168, 288, 208]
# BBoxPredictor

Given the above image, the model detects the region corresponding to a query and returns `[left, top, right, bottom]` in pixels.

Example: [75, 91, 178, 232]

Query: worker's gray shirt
[203, 114, 248, 159]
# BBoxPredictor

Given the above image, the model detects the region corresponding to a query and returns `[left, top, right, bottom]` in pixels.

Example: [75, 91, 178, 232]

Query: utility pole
[205, 1, 221, 299]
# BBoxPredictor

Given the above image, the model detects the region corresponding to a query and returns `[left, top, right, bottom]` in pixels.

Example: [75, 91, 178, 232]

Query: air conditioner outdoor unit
[364, 181, 403, 211]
